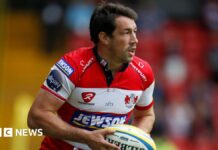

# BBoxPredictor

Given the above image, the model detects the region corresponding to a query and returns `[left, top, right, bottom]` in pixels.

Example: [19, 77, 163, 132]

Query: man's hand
[28, 89, 120, 149]
[84, 128, 120, 150]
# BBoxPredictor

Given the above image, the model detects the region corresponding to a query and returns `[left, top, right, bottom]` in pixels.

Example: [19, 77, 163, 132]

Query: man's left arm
[132, 106, 155, 134]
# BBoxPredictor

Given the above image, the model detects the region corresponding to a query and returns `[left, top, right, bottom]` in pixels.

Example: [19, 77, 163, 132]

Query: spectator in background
[136, 0, 167, 33]
[64, 0, 94, 50]
[203, 0, 218, 31]
[40, 0, 65, 53]
[65, 0, 94, 36]
[204, 0, 218, 84]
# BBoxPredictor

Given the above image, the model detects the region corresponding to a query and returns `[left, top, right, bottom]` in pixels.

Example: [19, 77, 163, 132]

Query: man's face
[108, 16, 138, 64]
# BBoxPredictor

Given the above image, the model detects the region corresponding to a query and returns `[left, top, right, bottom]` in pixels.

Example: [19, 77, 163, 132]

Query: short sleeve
[41, 58, 75, 101]
[135, 81, 155, 110]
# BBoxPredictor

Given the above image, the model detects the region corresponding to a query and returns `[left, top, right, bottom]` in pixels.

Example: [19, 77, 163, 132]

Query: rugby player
[28, 2, 155, 150]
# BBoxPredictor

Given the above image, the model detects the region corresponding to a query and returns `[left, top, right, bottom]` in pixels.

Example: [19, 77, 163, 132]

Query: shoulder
[56, 47, 96, 78]
[130, 56, 154, 84]
[62, 47, 95, 69]
[63, 47, 94, 64]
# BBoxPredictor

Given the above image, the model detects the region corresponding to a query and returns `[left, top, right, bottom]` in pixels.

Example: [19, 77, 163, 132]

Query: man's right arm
[27, 89, 119, 150]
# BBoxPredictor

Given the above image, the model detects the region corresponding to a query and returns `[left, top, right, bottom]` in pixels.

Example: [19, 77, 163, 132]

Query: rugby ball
[105, 124, 156, 150]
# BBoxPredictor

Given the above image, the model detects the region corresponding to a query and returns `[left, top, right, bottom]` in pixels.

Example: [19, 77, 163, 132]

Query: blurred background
[0, 0, 218, 149]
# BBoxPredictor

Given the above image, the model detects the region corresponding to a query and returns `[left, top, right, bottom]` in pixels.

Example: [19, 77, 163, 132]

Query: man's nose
[131, 32, 138, 44]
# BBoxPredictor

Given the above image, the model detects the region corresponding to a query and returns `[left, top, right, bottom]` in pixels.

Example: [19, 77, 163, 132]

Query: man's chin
[125, 56, 133, 63]
[128, 51, 135, 57]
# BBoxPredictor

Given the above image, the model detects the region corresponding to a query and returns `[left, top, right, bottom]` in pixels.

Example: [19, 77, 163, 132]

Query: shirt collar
[93, 47, 129, 72]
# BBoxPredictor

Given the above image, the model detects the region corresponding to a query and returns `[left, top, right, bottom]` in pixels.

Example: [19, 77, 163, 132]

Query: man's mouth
[128, 47, 136, 56]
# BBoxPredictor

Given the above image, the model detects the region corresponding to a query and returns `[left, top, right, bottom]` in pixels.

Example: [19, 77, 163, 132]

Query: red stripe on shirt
[135, 100, 154, 111]
[41, 85, 66, 101]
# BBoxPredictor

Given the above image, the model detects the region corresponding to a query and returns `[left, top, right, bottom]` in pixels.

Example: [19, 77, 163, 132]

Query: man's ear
[98, 32, 110, 45]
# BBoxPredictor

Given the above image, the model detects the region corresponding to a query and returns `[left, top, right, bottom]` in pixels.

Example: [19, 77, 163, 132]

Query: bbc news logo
[0, 128, 43, 137]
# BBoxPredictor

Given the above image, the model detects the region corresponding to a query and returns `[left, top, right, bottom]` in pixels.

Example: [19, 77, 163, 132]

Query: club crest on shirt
[125, 94, 138, 108]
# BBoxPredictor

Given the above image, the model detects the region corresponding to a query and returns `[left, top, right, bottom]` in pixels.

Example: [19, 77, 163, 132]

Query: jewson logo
[0, 128, 43, 137]
[71, 111, 127, 130]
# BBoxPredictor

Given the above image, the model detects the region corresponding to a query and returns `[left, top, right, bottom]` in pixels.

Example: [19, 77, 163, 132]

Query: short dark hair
[89, 2, 138, 44]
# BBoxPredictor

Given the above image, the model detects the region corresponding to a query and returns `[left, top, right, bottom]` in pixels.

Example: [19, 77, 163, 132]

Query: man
[28, 2, 155, 150]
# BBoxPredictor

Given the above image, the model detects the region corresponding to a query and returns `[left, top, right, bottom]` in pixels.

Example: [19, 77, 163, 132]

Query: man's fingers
[101, 128, 116, 136]
[102, 129, 120, 150]
[104, 142, 120, 150]
[89, 129, 120, 150]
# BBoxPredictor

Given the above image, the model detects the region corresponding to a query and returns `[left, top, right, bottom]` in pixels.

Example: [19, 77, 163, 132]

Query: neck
[97, 45, 123, 72]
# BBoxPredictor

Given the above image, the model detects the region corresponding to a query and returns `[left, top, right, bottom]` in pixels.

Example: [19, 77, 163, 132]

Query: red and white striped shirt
[40, 47, 155, 150]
